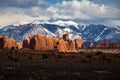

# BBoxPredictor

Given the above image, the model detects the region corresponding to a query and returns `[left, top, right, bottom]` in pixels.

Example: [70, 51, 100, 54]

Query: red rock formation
[23, 36, 31, 48]
[104, 39, 109, 48]
[0, 36, 5, 49]
[56, 39, 68, 52]
[45, 37, 54, 50]
[17, 42, 23, 49]
[96, 39, 109, 49]
[74, 39, 84, 49]
[52, 38, 59, 49]
[0, 36, 17, 49]
[109, 42, 119, 49]
[29, 34, 46, 50]
[62, 34, 69, 41]
[89, 42, 94, 48]
[68, 40, 76, 52]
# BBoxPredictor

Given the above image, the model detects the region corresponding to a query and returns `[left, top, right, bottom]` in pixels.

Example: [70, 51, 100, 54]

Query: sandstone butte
[0, 34, 84, 52]
[0, 36, 19, 49]
[1, 34, 119, 52]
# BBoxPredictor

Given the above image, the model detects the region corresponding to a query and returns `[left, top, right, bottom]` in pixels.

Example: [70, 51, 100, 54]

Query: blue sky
[0, 0, 120, 27]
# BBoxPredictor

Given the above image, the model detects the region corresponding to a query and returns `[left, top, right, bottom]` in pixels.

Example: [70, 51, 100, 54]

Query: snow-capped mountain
[55, 27, 81, 40]
[0, 24, 55, 41]
[0, 20, 120, 44]
[45, 20, 79, 29]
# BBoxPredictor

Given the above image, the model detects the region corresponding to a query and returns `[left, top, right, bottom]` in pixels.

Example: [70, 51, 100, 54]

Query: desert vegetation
[0, 49, 120, 80]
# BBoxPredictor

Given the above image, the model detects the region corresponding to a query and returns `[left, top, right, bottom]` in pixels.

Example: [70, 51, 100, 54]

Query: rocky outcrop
[62, 34, 69, 41]
[109, 42, 119, 49]
[96, 39, 120, 49]
[0, 36, 17, 49]
[96, 39, 109, 48]
[29, 34, 46, 50]
[56, 39, 68, 52]
[89, 42, 94, 48]
[23, 36, 32, 48]
[74, 39, 84, 49]
[68, 40, 76, 52]
[17, 42, 23, 49]
[45, 38, 54, 50]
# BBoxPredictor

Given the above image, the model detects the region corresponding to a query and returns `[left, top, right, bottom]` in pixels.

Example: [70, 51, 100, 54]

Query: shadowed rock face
[23, 36, 32, 48]
[75, 39, 84, 49]
[96, 39, 120, 49]
[62, 34, 69, 41]
[68, 40, 76, 52]
[0, 36, 17, 49]
[96, 39, 110, 48]
[109, 42, 119, 49]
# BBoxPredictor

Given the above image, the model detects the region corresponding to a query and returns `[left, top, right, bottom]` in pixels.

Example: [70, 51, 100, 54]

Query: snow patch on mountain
[24, 25, 56, 38]
[46, 20, 79, 29]
[95, 27, 107, 41]
[55, 27, 81, 40]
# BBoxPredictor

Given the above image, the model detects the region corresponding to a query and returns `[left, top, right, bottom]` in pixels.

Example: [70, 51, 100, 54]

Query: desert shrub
[86, 54, 92, 58]
[95, 51, 102, 55]
[106, 58, 112, 62]
[42, 54, 49, 59]
[113, 54, 120, 58]
[28, 56, 33, 60]
[101, 55, 106, 60]
[13, 58, 18, 62]
[81, 59, 88, 63]
[79, 51, 84, 54]
[57, 54, 63, 59]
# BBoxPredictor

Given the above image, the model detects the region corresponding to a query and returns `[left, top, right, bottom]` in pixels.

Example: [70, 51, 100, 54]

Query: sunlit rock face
[74, 39, 84, 49]
[22, 34, 78, 52]
[29, 34, 46, 50]
[0, 36, 17, 49]
[45, 37, 54, 50]
[0, 34, 84, 52]
[17, 42, 23, 49]
[56, 39, 68, 52]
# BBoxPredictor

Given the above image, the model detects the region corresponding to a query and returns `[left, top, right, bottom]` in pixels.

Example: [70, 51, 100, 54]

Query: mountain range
[0, 20, 120, 45]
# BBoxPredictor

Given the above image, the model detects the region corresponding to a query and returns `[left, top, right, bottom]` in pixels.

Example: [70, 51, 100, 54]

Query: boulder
[74, 39, 84, 49]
